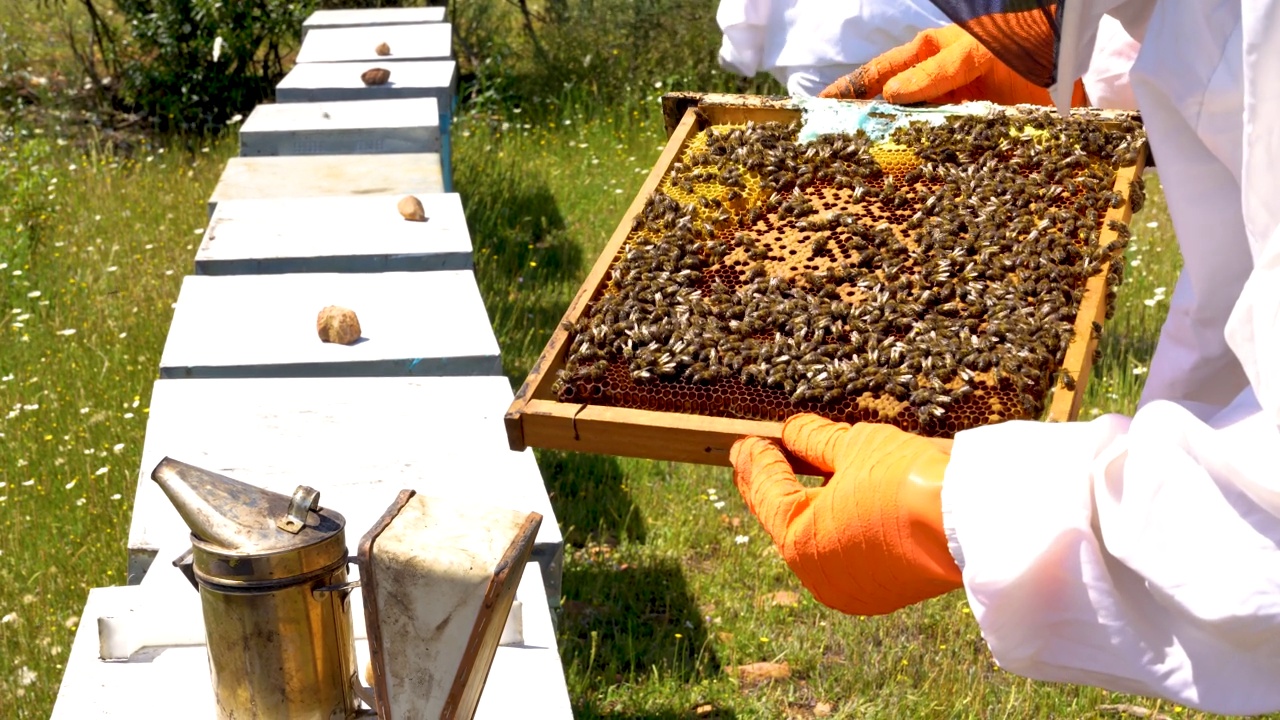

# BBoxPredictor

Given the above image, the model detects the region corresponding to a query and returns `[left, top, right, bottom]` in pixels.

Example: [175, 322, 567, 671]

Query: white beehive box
[196, 193, 472, 275]
[238, 98, 441, 157]
[207, 154, 445, 217]
[158, 271, 501, 379]
[125, 376, 565, 607]
[296, 23, 453, 64]
[302, 7, 447, 39]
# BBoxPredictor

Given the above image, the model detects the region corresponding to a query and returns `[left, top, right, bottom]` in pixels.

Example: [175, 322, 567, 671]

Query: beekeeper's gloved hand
[818, 24, 1086, 107]
[730, 414, 962, 615]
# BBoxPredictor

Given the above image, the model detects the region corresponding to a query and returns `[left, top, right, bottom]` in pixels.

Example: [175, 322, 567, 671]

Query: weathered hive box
[295, 23, 453, 64]
[125, 376, 565, 606]
[505, 93, 1149, 470]
[302, 7, 447, 39]
[196, 193, 471, 275]
[238, 97, 441, 157]
[207, 153, 444, 217]
[158, 271, 501, 379]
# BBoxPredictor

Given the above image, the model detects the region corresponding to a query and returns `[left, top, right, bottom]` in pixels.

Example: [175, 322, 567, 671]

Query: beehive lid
[196, 193, 471, 275]
[295, 24, 453, 64]
[158, 271, 501, 379]
[275, 60, 458, 106]
[302, 7, 447, 35]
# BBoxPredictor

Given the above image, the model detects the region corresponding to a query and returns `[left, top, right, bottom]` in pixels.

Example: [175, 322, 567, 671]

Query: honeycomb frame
[506, 93, 1148, 473]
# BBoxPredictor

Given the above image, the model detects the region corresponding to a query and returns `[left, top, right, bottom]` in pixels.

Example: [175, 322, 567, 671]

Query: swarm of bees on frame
[552, 109, 1147, 436]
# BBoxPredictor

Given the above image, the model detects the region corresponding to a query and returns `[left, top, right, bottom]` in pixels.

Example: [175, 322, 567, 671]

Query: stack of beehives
[52, 7, 574, 720]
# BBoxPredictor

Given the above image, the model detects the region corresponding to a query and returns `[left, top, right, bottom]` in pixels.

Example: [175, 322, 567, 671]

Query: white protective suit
[716, 1, 1141, 109]
[942, 0, 1280, 714]
[716, 0, 952, 96]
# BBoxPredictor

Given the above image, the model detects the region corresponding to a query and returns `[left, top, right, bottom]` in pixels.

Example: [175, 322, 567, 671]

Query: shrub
[112, 0, 310, 133]
[453, 0, 781, 118]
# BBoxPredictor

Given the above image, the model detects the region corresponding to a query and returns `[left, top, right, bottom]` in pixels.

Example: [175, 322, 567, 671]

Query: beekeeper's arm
[739, 401, 1280, 716]
[817, 6, 1138, 109]
[817, 5, 1085, 106]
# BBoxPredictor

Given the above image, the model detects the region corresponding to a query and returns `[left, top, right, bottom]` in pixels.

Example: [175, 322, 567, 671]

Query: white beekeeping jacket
[716, 0, 952, 96]
[945, 0, 1280, 714]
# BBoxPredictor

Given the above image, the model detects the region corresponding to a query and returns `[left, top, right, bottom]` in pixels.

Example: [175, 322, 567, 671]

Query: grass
[0, 131, 236, 717]
[0, 1, 1263, 718]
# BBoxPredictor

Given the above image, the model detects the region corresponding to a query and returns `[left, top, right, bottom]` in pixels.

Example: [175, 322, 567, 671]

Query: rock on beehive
[317, 306, 362, 345]
[397, 195, 426, 222]
[361, 68, 391, 86]
[553, 110, 1146, 437]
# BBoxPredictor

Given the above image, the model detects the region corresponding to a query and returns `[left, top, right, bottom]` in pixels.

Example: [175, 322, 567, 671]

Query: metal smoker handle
[277, 485, 321, 534]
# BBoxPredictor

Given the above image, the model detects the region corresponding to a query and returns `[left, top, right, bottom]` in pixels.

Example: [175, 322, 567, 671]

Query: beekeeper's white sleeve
[950, 0, 1280, 715]
[716, 0, 949, 93]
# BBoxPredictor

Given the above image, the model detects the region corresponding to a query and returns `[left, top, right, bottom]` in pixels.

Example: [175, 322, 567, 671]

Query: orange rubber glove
[730, 414, 962, 616]
[818, 24, 1087, 107]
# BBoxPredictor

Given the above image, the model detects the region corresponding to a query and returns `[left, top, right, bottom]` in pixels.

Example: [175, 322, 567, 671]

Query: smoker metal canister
[151, 457, 359, 720]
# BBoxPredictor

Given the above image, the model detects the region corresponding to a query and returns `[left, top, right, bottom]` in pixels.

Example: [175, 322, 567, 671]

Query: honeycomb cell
[557, 112, 1144, 437]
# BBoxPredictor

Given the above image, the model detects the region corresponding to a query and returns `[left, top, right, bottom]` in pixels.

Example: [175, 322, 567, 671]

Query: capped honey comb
[552, 110, 1146, 437]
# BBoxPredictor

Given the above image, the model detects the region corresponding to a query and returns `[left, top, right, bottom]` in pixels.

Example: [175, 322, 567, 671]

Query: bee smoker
[152, 457, 360, 720]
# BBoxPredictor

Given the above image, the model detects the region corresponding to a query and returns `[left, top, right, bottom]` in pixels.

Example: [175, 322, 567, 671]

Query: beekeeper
[730, 1, 1280, 715]
[716, 0, 1139, 109]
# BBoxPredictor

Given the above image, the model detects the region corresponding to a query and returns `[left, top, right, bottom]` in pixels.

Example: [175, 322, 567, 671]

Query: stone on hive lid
[317, 305, 361, 345]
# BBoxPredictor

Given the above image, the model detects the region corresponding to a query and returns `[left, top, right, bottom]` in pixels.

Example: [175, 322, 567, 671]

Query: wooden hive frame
[505, 92, 1148, 472]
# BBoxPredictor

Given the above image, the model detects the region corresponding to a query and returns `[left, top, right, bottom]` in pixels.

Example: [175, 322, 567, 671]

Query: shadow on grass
[456, 165, 591, 381]
[538, 450, 646, 547]
[561, 559, 723, 710]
